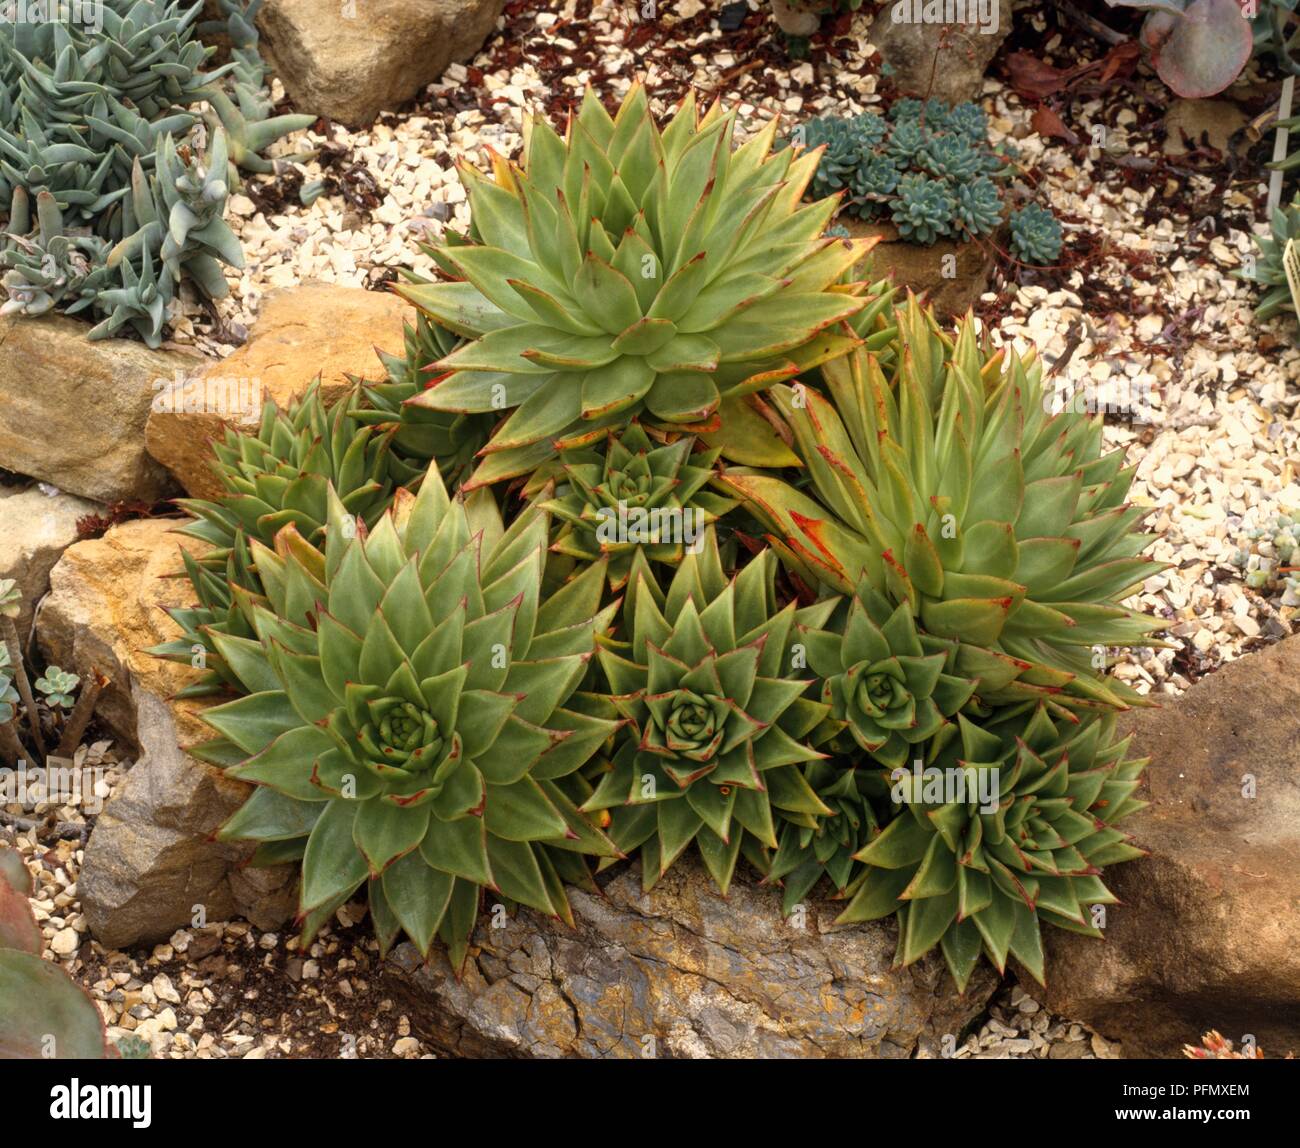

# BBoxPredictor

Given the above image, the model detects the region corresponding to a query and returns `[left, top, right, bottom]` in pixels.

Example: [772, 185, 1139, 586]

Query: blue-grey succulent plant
[891, 174, 955, 244]
[920, 132, 984, 182]
[1, 188, 107, 316]
[885, 119, 930, 164]
[790, 100, 1063, 253]
[953, 175, 1003, 238]
[945, 101, 989, 144]
[34, 667, 78, 710]
[1010, 202, 1064, 265]
[850, 153, 900, 218]
[0, 1, 313, 344]
[888, 98, 951, 128]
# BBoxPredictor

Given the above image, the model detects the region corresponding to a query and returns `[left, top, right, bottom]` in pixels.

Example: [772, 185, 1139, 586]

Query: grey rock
[383, 863, 997, 1059]
[258, 0, 507, 128]
[871, 1, 1012, 104]
[79, 690, 296, 950]
[0, 485, 98, 642]
[770, 0, 821, 36]
[0, 312, 198, 503]
[1034, 635, 1300, 1059]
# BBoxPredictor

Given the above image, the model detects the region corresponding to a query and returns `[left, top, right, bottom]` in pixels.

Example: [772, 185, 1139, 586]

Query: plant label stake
[1269, 76, 1295, 217]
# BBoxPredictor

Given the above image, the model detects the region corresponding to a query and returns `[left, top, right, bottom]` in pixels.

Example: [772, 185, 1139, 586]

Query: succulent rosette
[198, 463, 622, 964]
[534, 421, 736, 589]
[580, 529, 837, 892]
[802, 578, 976, 768]
[351, 310, 493, 488]
[749, 761, 884, 916]
[720, 299, 1165, 714]
[397, 82, 874, 487]
[152, 382, 394, 697]
[837, 704, 1148, 990]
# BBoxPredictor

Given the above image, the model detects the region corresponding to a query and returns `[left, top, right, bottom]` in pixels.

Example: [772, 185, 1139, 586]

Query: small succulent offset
[535, 421, 736, 590]
[751, 762, 882, 915]
[838, 705, 1148, 989]
[1009, 202, 1064, 266]
[582, 529, 836, 893]
[0, 189, 105, 317]
[34, 667, 78, 709]
[397, 82, 874, 487]
[1230, 512, 1300, 606]
[204, 462, 621, 964]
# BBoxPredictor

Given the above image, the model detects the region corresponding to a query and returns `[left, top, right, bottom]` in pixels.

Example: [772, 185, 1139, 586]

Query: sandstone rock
[257, 0, 507, 127]
[0, 485, 98, 641]
[0, 313, 200, 503]
[144, 282, 410, 498]
[844, 217, 994, 317]
[38, 518, 209, 746]
[1163, 99, 1249, 157]
[383, 864, 997, 1058]
[1034, 636, 1300, 1058]
[79, 690, 296, 951]
[870, 1, 1012, 104]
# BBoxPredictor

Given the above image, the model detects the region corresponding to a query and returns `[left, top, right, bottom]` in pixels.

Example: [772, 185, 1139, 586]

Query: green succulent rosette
[534, 421, 736, 589]
[397, 82, 873, 487]
[198, 462, 622, 965]
[351, 310, 493, 488]
[721, 298, 1166, 714]
[580, 528, 837, 893]
[837, 703, 1148, 991]
[151, 381, 395, 697]
[748, 761, 884, 916]
[802, 578, 976, 768]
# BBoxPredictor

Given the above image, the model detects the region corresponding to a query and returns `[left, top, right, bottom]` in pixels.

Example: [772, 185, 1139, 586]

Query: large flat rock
[383, 864, 997, 1059]
[1036, 636, 1300, 1058]
[0, 313, 200, 504]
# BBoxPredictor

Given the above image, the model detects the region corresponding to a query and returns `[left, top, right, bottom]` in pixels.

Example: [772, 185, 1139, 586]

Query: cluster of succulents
[786, 100, 1064, 264]
[0, 1, 313, 344]
[1230, 511, 1300, 606]
[159, 87, 1159, 990]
